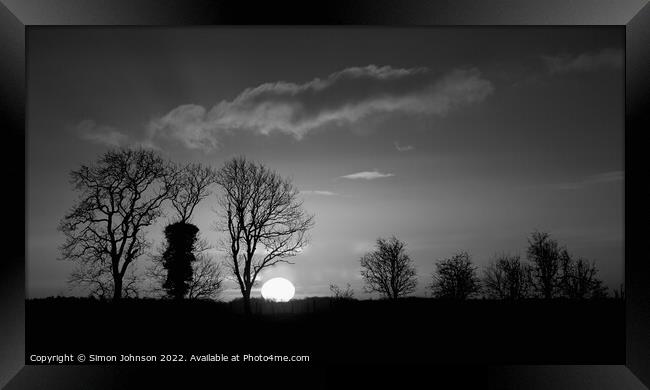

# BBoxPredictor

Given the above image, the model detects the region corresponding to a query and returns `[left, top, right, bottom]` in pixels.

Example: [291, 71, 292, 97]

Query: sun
[261, 277, 295, 302]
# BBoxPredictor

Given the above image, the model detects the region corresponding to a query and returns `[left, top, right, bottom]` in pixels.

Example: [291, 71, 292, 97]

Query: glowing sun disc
[261, 277, 295, 302]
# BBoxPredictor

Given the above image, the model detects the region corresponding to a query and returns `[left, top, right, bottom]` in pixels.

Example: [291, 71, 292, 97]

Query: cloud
[556, 170, 624, 190]
[147, 65, 494, 151]
[75, 119, 160, 150]
[147, 105, 217, 151]
[75, 120, 129, 147]
[394, 142, 415, 152]
[542, 48, 623, 74]
[340, 170, 394, 180]
[300, 190, 338, 196]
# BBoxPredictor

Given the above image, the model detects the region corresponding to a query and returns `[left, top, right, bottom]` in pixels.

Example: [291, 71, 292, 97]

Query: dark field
[26, 297, 624, 366]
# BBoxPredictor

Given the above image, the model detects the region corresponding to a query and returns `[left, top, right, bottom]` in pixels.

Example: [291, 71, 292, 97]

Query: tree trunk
[243, 289, 252, 316]
[113, 276, 123, 301]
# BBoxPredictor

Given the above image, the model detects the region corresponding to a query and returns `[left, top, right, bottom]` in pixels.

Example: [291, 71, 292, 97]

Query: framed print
[1, 0, 649, 388]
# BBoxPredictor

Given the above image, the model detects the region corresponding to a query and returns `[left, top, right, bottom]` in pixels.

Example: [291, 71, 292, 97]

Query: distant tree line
[356, 232, 613, 300]
[58, 148, 615, 307]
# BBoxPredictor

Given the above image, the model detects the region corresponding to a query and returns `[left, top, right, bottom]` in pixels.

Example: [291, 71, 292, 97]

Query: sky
[27, 27, 624, 300]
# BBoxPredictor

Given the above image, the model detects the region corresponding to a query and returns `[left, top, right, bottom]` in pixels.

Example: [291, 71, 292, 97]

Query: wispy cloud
[75, 120, 129, 147]
[300, 190, 338, 196]
[147, 65, 494, 151]
[75, 119, 159, 150]
[340, 170, 395, 180]
[556, 170, 624, 190]
[394, 142, 415, 152]
[542, 48, 623, 75]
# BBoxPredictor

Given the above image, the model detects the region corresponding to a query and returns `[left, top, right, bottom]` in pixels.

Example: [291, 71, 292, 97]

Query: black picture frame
[1, 0, 648, 388]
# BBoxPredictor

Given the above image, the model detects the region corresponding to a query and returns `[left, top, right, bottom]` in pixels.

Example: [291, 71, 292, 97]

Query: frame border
[1, 0, 648, 388]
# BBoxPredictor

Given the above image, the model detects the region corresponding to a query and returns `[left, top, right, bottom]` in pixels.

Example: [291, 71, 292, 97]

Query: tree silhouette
[160, 163, 218, 300]
[147, 238, 224, 300]
[171, 163, 218, 224]
[360, 236, 417, 299]
[186, 253, 224, 300]
[329, 283, 355, 300]
[161, 222, 199, 300]
[483, 253, 533, 300]
[214, 157, 314, 315]
[430, 252, 481, 299]
[526, 231, 563, 299]
[68, 259, 140, 299]
[59, 148, 178, 300]
[560, 252, 608, 299]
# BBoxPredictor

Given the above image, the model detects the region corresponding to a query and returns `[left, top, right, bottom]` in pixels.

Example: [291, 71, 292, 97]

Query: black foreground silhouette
[27, 296, 623, 365]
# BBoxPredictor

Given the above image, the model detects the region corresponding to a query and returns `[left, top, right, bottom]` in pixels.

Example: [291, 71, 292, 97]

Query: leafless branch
[430, 251, 481, 299]
[59, 148, 179, 300]
[213, 157, 314, 313]
[360, 236, 417, 299]
[483, 253, 533, 300]
[170, 163, 218, 224]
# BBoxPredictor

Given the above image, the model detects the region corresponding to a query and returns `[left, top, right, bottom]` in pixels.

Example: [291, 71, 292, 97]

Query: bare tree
[186, 238, 224, 300]
[214, 157, 314, 315]
[59, 148, 178, 300]
[483, 254, 533, 300]
[68, 260, 141, 299]
[160, 162, 218, 299]
[560, 252, 608, 299]
[430, 252, 481, 299]
[527, 231, 563, 299]
[360, 236, 417, 300]
[171, 163, 218, 224]
[329, 283, 355, 300]
[187, 256, 225, 300]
